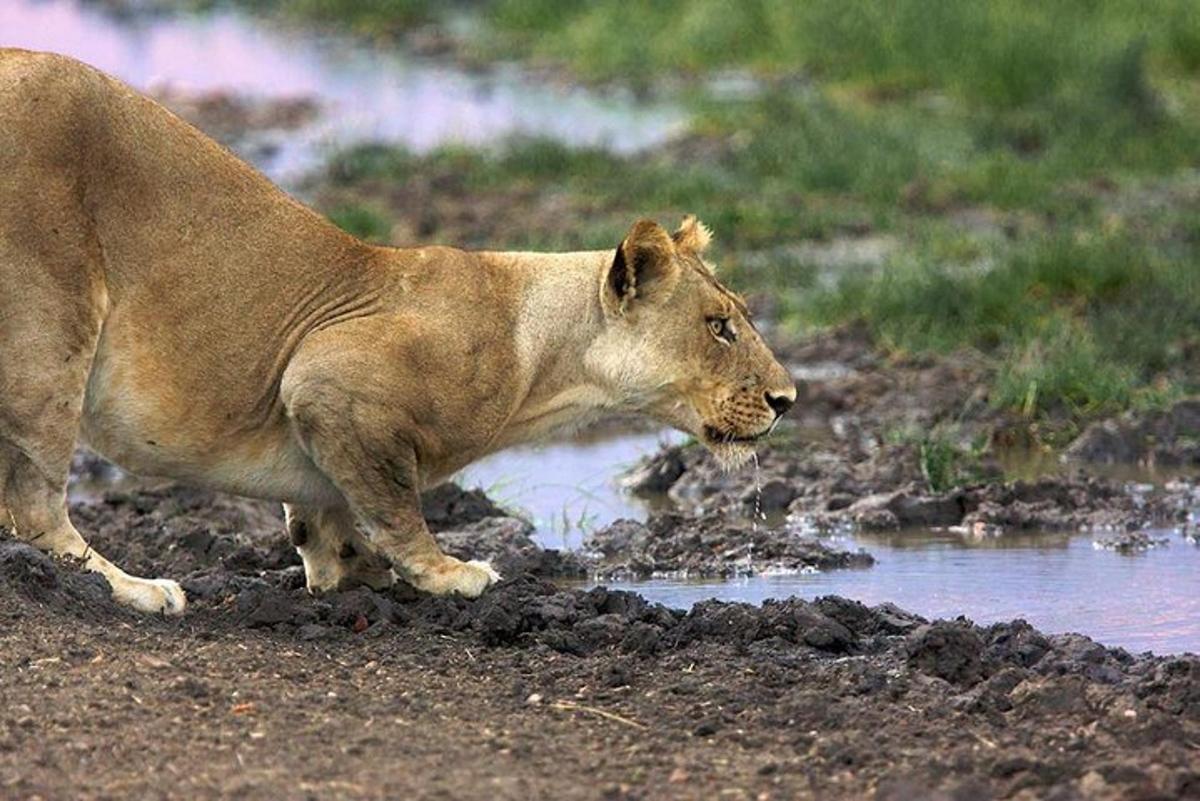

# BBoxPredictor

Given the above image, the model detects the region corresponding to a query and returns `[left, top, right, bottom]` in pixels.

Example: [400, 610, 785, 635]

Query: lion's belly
[80, 318, 343, 507]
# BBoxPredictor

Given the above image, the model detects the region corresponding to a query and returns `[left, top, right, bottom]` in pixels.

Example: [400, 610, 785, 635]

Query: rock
[741, 478, 798, 514]
[906, 621, 985, 686]
[1094, 531, 1169, 553]
[844, 486, 966, 529]
[1065, 398, 1200, 466]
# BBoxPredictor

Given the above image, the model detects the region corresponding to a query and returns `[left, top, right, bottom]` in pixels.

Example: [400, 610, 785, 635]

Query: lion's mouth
[702, 424, 772, 445]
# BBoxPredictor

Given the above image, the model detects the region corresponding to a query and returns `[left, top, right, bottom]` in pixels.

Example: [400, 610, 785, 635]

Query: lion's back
[0, 49, 101, 171]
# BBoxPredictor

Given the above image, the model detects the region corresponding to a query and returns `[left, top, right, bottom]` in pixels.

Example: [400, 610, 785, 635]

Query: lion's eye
[707, 316, 736, 344]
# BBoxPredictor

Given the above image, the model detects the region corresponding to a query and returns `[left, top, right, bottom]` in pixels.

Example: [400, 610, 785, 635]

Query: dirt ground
[2, 475, 1199, 801]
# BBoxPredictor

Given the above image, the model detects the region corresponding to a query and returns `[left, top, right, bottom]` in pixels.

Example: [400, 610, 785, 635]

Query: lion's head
[592, 216, 796, 467]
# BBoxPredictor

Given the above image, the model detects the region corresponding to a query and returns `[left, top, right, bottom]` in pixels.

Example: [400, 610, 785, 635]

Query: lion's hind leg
[0, 210, 185, 615]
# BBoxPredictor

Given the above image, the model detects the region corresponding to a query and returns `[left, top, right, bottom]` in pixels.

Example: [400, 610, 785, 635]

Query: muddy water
[1, 0, 685, 180]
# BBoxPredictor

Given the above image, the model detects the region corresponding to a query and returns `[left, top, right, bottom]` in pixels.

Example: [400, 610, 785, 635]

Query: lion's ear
[672, 215, 713, 255]
[602, 219, 680, 315]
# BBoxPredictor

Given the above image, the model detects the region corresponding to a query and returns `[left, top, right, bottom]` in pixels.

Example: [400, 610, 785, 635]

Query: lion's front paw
[408, 557, 500, 598]
[111, 576, 188, 616]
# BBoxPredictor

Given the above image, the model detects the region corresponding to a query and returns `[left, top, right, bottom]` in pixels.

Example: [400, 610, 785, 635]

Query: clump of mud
[1093, 530, 1171, 553]
[1065, 398, 1200, 467]
[0, 542, 124, 624]
[584, 514, 873, 579]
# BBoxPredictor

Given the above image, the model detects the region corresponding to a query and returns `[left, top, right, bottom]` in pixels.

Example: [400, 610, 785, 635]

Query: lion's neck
[483, 250, 621, 449]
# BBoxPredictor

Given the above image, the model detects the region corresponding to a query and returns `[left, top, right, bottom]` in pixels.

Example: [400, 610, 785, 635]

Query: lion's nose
[765, 389, 795, 417]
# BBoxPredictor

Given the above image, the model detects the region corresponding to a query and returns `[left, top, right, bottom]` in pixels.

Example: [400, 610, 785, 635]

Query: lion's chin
[706, 440, 756, 471]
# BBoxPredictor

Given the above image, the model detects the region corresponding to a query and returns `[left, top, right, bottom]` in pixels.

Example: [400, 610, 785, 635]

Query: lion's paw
[112, 576, 188, 616]
[410, 557, 500, 598]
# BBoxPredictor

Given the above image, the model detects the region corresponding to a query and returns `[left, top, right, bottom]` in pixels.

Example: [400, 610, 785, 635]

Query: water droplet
[751, 451, 763, 533]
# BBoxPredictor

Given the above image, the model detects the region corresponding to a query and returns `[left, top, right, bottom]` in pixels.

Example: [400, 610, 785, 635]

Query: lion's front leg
[283, 379, 501, 599]
[284, 504, 395, 594]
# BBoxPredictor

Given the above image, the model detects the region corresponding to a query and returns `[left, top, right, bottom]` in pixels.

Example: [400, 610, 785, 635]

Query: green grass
[326, 203, 392, 242]
[805, 229, 1200, 431]
[483, 0, 1200, 96]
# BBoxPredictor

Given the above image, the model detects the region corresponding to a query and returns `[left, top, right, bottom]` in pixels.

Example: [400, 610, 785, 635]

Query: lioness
[0, 49, 796, 615]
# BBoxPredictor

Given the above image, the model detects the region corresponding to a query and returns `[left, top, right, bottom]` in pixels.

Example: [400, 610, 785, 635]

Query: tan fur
[0, 50, 796, 613]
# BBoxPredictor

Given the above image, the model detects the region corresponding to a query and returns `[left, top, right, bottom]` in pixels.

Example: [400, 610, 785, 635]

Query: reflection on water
[457, 428, 685, 551]
[1, 0, 685, 180]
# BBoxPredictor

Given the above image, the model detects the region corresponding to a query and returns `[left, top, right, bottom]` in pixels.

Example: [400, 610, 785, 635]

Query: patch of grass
[326, 203, 392, 242]
[483, 1, 1200, 98]
[886, 426, 992, 492]
[805, 228, 1200, 427]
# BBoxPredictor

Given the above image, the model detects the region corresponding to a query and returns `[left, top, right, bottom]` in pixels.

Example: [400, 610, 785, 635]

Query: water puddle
[456, 428, 685, 551]
[2, 0, 686, 181]
[616, 525, 1200, 655]
[462, 429, 1200, 653]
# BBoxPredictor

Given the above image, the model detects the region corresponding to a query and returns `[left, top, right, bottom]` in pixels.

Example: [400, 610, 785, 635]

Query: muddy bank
[584, 514, 873, 580]
[62, 449, 872, 586]
[151, 84, 319, 141]
[61, 481, 588, 588]
[3, 514, 1200, 799]
[630, 437, 1190, 535]
[148, 84, 321, 165]
[624, 328, 1197, 538]
[1065, 398, 1200, 467]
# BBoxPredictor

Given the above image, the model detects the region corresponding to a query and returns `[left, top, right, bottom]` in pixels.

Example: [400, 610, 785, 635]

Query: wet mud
[3, 492, 1199, 799]
[1065, 399, 1200, 467]
[584, 515, 873, 580]
[632, 439, 1188, 535]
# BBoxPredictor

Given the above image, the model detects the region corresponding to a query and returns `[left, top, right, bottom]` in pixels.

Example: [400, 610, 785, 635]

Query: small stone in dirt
[298, 624, 337, 642]
[235, 586, 302, 628]
[624, 445, 687, 495]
